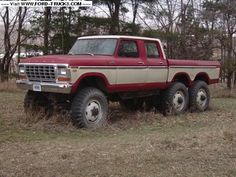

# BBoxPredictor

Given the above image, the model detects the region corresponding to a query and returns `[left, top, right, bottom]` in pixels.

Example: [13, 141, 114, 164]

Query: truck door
[115, 39, 147, 88]
[144, 41, 168, 85]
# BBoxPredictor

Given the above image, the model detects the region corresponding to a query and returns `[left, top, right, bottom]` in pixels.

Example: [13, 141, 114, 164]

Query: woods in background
[0, 0, 236, 88]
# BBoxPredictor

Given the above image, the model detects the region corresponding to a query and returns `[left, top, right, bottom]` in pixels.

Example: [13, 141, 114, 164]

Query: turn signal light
[57, 77, 71, 82]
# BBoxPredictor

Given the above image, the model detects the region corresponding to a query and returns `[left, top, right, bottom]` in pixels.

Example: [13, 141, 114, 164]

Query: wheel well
[194, 73, 209, 84]
[79, 76, 108, 92]
[172, 73, 191, 87]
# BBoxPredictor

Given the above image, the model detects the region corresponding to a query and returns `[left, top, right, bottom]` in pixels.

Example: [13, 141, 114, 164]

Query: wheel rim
[196, 88, 207, 108]
[85, 100, 102, 123]
[172, 90, 185, 111]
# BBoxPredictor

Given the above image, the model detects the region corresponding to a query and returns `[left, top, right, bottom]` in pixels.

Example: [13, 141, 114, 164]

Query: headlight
[58, 67, 68, 75]
[19, 65, 25, 74]
[57, 66, 70, 76]
[57, 66, 71, 82]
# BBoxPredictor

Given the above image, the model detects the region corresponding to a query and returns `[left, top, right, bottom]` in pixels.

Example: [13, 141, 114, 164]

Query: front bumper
[16, 80, 72, 94]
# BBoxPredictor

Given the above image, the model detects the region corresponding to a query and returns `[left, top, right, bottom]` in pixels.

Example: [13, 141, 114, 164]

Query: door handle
[138, 61, 144, 65]
[159, 61, 164, 65]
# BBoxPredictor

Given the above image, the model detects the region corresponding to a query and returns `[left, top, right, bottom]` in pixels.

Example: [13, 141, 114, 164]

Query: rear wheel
[71, 87, 108, 128]
[189, 81, 210, 112]
[161, 82, 189, 116]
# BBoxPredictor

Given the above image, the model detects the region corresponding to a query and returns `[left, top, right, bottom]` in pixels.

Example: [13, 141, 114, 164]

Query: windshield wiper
[85, 53, 94, 56]
[68, 53, 95, 56]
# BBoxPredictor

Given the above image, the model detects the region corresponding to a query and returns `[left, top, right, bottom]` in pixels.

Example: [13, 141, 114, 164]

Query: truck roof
[78, 35, 161, 42]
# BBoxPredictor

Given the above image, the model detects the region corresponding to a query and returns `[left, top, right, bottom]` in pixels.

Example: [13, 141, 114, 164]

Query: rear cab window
[118, 40, 139, 58]
[145, 42, 160, 59]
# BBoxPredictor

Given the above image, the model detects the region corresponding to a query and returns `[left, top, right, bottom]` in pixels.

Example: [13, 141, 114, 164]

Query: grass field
[0, 85, 236, 177]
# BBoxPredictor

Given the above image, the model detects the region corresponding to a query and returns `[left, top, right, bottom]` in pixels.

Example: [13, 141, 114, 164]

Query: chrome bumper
[16, 80, 72, 94]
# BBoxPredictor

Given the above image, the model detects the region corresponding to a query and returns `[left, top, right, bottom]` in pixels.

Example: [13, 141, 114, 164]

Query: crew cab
[17, 35, 220, 128]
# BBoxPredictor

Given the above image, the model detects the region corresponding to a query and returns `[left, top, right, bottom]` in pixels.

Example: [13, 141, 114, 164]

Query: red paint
[108, 82, 168, 93]
[21, 55, 116, 66]
[71, 72, 110, 93]
[209, 78, 219, 84]
[168, 59, 220, 67]
[20, 53, 220, 69]
[19, 36, 221, 94]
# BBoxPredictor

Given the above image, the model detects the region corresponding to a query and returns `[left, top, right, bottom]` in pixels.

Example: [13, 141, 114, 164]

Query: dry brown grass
[0, 79, 20, 92]
[210, 83, 236, 98]
[0, 86, 236, 176]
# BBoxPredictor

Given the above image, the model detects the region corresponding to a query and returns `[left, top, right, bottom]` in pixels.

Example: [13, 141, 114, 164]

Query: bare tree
[0, 7, 27, 82]
[142, 0, 182, 57]
[205, 0, 236, 88]
[220, 0, 236, 89]
[94, 0, 125, 34]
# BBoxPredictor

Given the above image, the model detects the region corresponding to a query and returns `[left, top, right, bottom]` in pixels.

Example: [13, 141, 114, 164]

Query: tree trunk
[17, 7, 22, 65]
[1, 7, 10, 82]
[232, 71, 235, 89]
[227, 71, 233, 89]
[43, 7, 51, 55]
[60, 7, 65, 54]
[108, 1, 120, 34]
[131, 0, 138, 24]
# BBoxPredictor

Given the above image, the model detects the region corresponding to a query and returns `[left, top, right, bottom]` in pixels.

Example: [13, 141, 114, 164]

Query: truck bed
[167, 59, 220, 85]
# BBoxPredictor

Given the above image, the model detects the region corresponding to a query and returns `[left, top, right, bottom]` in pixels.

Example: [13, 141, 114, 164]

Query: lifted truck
[17, 35, 220, 128]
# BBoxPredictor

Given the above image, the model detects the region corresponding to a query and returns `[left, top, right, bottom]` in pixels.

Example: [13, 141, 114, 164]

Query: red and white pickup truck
[17, 35, 220, 128]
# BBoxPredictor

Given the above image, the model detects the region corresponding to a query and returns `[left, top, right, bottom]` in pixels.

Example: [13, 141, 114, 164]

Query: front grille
[25, 65, 56, 83]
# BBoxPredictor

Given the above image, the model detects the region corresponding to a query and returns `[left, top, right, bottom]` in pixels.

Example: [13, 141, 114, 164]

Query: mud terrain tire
[189, 81, 210, 112]
[162, 82, 189, 116]
[71, 87, 108, 129]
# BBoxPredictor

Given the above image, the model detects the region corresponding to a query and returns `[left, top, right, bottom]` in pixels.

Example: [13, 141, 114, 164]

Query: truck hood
[20, 55, 115, 66]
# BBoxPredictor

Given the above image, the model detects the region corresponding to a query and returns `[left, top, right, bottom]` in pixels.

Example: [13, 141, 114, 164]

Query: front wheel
[161, 82, 189, 116]
[189, 81, 210, 112]
[71, 87, 108, 129]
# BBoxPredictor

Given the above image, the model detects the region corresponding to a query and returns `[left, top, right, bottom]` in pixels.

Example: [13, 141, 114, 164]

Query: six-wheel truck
[16, 35, 220, 128]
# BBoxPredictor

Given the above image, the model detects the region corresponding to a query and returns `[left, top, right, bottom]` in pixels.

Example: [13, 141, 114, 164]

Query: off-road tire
[189, 81, 210, 112]
[161, 82, 189, 116]
[71, 87, 108, 129]
[119, 98, 144, 111]
[24, 91, 53, 119]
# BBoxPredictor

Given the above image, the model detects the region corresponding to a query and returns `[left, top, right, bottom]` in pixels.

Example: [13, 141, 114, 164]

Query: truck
[16, 35, 220, 128]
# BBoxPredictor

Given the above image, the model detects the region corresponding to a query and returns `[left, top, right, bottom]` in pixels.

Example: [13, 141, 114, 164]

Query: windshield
[69, 38, 117, 56]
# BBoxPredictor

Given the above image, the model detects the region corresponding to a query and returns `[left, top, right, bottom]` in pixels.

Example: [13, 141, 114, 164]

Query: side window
[145, 42, 160, 58]
[118, 40, 139, 58]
